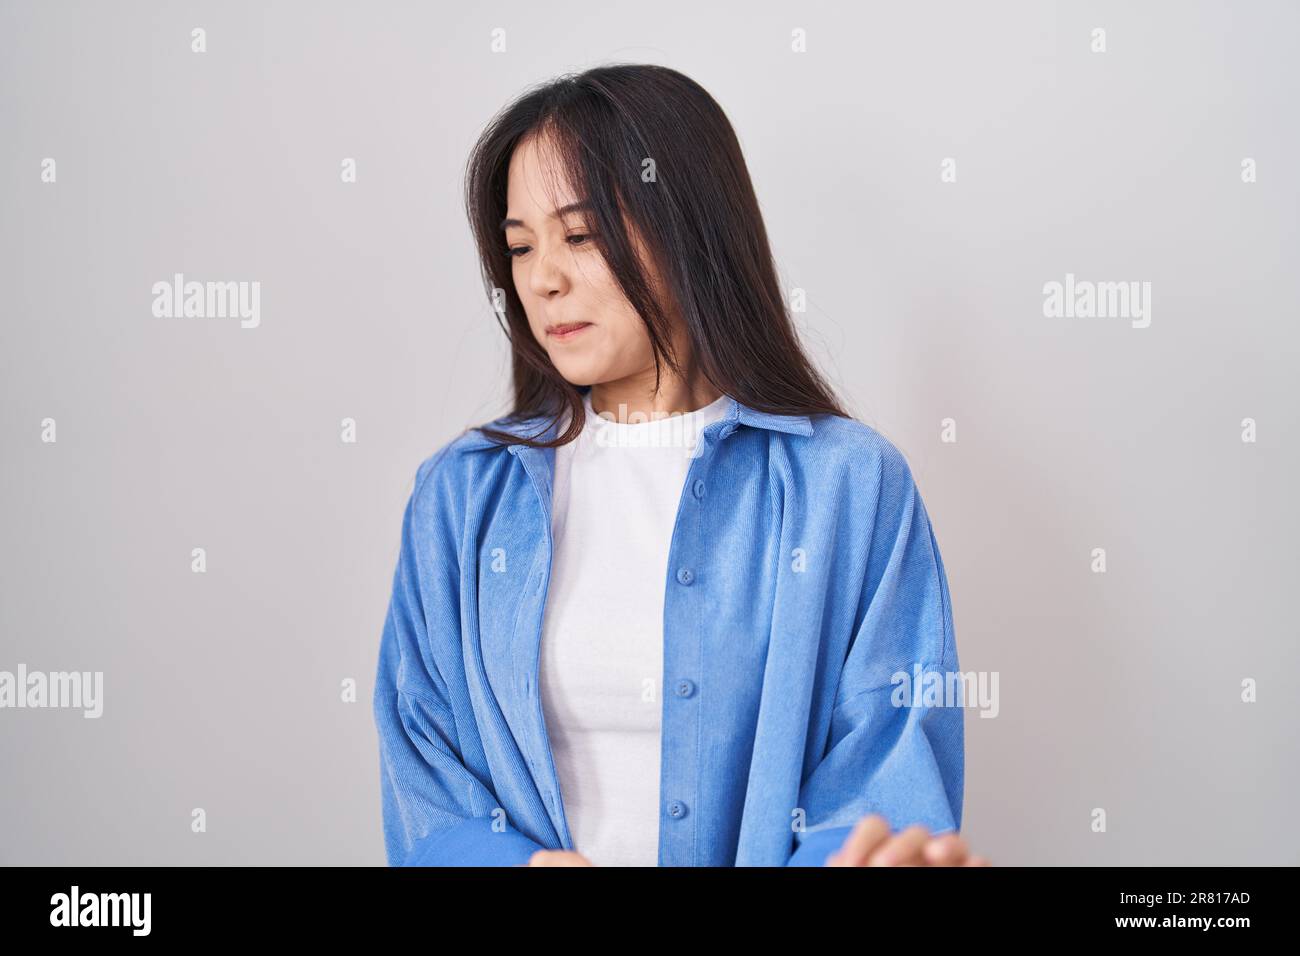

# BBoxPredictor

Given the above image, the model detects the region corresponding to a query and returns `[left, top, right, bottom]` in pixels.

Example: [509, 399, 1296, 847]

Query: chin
[550, 359, 605, 388]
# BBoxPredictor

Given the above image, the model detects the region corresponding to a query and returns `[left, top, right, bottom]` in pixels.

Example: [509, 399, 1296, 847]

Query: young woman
[373, 64, 988, 867]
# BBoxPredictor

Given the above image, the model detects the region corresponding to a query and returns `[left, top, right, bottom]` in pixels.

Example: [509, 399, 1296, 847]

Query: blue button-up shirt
[373, 395, 963, 866]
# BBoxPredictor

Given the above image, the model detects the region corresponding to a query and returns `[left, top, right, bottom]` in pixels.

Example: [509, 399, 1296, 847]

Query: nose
[527, 242, 569, 299]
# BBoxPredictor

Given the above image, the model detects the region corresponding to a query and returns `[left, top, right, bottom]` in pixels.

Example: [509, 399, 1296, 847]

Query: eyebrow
[501, 201, 594, 231]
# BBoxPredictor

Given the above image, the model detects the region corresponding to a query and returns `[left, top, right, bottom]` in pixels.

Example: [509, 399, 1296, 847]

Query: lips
[546, 322, 593, 340]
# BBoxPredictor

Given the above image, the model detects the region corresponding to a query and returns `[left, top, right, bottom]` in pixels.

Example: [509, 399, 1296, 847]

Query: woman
[373, 64, 988, 867]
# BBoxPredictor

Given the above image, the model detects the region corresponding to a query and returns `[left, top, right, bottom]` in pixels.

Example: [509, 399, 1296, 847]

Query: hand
[825, 814, 990, 867]
[525, 849, 595, 866]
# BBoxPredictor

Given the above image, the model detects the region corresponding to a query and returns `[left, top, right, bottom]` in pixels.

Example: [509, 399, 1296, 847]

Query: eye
[505, 234, 594, 258]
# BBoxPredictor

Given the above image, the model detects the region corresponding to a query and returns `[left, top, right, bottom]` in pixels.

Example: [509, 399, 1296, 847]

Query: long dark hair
[464, 63, 848, 448]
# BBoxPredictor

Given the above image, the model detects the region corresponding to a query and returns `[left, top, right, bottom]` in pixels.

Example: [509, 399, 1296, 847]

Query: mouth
[546, 321, 594, 341]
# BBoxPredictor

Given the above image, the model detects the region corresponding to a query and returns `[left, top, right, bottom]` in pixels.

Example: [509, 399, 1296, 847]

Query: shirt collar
[455, 395, 814, 453]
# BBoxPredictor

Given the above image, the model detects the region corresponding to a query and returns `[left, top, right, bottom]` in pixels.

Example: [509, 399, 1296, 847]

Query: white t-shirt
[538, 389, 732, 866]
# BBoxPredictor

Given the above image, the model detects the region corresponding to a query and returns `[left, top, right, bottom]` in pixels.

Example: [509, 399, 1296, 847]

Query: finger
[551, 852, 592, 867]
[922, 833, 968, 866]
[963, 855, 992, 867]
[826, 814, 892, 867]
[528, 851, 571, 867]
[867, 825, 931, 867]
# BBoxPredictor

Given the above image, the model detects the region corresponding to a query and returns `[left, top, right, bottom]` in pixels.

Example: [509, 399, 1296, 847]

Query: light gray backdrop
[1, 0, 1296, 865]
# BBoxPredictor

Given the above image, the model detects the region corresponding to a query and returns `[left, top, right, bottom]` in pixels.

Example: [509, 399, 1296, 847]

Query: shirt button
[675, 679, 695, 698]
[692, 479, 706, 499]
[676, 567, 694, 585]
[666, 800, 688, 819]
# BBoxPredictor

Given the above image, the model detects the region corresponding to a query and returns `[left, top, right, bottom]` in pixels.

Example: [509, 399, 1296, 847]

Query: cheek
[577, 270, 651, 356]
[517, 300, 546, 346]
[599, 307, 654, 364]
[512, 273, 545, 340]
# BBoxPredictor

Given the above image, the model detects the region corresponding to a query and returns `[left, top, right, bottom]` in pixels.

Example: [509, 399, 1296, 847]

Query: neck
[588, 369, 722, 423]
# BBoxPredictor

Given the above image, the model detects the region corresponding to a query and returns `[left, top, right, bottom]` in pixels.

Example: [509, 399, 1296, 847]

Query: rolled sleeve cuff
[785, 825, 855, 867]
[401, 816, 548, 867]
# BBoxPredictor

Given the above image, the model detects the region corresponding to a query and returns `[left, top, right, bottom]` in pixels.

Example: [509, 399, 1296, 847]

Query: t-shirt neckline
[582, 391, 732, 432]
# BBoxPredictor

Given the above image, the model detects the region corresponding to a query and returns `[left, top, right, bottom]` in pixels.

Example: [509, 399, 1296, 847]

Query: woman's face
[503, 133, 660, 388]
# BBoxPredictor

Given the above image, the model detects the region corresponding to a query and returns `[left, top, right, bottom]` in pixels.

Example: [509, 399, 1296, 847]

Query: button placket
[511, 442, 573, 853]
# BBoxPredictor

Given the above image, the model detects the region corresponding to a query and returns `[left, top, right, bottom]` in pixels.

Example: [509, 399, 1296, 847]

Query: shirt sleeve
[373, 456, 547, 867]
[785, 441, 964, 866]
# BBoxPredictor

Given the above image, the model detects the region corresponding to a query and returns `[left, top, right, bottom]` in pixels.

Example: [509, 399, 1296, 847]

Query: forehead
[505, 134, 581, 219]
